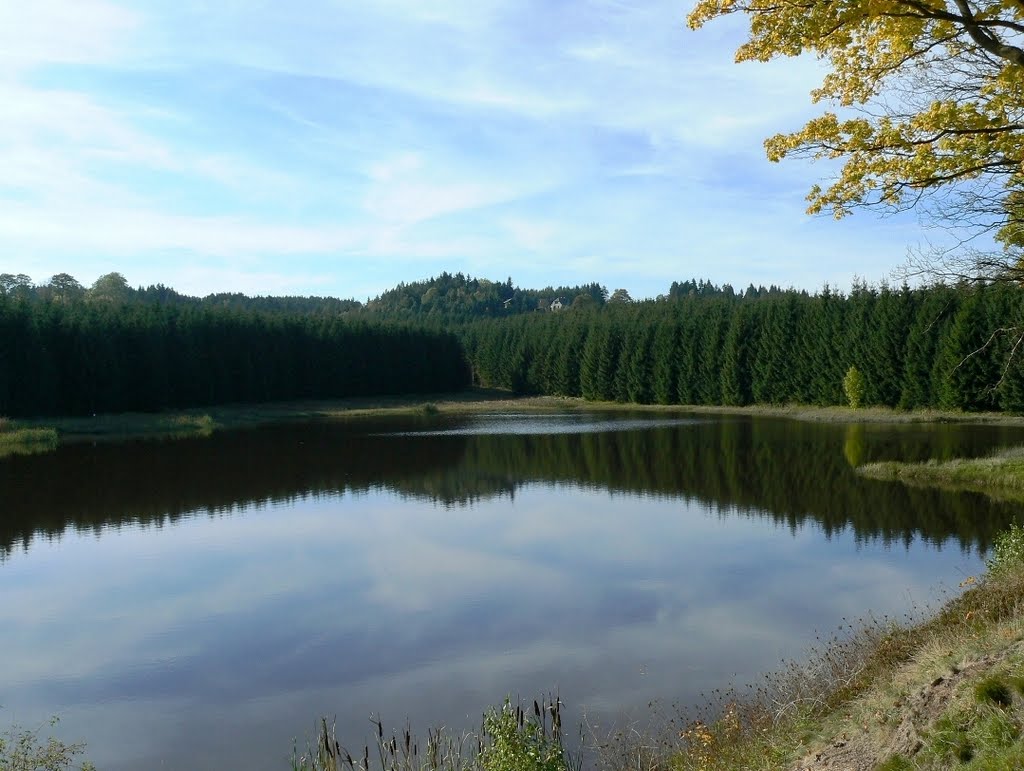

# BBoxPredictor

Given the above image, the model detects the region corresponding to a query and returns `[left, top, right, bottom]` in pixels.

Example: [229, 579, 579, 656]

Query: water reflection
[2, 413, 1021, 559]
[1, 413, 1022, 770]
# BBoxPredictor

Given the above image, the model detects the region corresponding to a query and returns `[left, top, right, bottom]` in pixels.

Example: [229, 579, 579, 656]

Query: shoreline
[859, 446, 1024, 504]
[666, 525, 1024, 771]
[5, 392, 1024, 451]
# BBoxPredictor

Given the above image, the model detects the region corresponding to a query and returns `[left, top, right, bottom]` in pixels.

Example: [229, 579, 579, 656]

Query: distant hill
[364, 272, 608, 321]
[136, 285, 363, 316]
[4, 270, 806, 323]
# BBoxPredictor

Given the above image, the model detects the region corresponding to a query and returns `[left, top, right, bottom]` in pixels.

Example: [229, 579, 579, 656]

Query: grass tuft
[975, 676, 1014, 708]
[875, 755, 915, 771]
[0, 425, 60, 458]
[292, 696, 581, 771]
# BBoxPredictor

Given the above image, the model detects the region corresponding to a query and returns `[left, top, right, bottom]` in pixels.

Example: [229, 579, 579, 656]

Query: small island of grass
[859, 446, 1024, 503]
[0, 418, 58, 458]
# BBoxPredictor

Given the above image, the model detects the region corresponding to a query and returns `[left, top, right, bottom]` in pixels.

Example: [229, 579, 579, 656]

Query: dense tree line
[464, 282, 1024, 412]
[9, 268, 1024, 416]
[1, 271, 363, 316]
[2, 271, 610, 322]
[0, 297, 469, 418]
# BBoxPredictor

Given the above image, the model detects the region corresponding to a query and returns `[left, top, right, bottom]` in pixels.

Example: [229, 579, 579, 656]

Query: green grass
[12, 393, 1024, 453]
[0, 423, 59, 458]
[876, 755, 916, 771]
[975, 676, 1014, 708]
[291, 697, 580, 771]
[859, 446, 1024, 502]
[8, 390, 562, 446]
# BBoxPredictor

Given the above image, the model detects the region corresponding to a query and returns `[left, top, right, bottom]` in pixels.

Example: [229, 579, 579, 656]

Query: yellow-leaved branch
[688, 0, 1024, 271]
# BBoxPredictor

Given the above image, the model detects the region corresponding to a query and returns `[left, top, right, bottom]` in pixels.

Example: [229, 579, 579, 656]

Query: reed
[292, 697, 582, 771]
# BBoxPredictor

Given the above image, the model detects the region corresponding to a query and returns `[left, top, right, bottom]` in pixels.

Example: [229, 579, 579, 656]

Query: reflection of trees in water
[418, 419, 1021, 552]
[0, 420, 470, 558]
[2, 417, 1021, 559]
[843, 424, 866, 469]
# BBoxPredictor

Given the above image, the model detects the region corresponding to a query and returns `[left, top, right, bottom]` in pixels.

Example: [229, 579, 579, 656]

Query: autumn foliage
[688, 0, 1024, 250]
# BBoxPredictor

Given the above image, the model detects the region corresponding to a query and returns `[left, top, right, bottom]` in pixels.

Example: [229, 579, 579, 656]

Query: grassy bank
[859, 446, 1024, 503]
[8, 394, 1024, 456]
[662, 524, 1024, 771]
[7, 390, 578, 448]
[0, 416, 58, 458]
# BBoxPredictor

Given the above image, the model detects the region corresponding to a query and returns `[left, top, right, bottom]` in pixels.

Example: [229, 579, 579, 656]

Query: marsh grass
[24, 411, 219, 442]
[859, 446, 1024, 501]
[293, 697, 581, 771]
[0, 421, 59, 458]
[14, 392, 1024, 452]
[634, 614, 926, 771]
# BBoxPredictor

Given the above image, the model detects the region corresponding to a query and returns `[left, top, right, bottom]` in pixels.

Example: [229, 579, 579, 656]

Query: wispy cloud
[0, 0, 918, 297]
[0, 0, 140, 71]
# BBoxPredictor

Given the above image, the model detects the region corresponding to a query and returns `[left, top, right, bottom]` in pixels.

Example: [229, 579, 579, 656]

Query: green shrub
[986, 522, 1024, 577]
[0, 717, 94, 771]
[480, 699, 566, 771]
[843, 366, 865, 409]
[292, 699, 575, 771]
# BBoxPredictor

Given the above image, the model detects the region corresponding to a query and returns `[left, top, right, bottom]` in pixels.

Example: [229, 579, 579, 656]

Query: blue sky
[2, 0, 932, 300]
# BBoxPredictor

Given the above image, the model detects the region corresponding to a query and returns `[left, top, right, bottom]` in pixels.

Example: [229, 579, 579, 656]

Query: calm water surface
[3, 411, 1023, 769]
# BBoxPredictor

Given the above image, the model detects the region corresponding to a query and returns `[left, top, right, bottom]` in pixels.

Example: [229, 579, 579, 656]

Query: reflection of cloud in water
[1, 415, 1012, 770]
[0, 484, 980, 770]
[382, 414, 705, 436]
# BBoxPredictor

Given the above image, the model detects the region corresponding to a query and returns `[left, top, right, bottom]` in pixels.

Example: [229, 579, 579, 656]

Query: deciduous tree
[688, 0, 1024, 282]
[89, 272, 132, 304]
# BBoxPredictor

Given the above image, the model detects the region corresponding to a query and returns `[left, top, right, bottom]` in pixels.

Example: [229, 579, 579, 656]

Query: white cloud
[501, 217, 557, 253]
[0, 82, 174, 169]
[0, 203, 364, 257]
[0, 0, 921, 298]
[0, 0, 140, 72]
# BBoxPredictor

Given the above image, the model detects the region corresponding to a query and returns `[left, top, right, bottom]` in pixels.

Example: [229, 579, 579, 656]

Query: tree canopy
[688, 0, 1024, 281]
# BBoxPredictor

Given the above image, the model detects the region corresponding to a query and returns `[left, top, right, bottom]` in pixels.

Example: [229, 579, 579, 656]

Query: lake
[2, 410, 1022, 769]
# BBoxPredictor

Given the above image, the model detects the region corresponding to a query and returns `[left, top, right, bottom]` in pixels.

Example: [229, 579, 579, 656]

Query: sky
[1, 0, 935, 301]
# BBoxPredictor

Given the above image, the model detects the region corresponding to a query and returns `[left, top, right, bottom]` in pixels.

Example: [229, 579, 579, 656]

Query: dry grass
[671, 403, 1024, 426]
[641, 528, 1024, 771]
